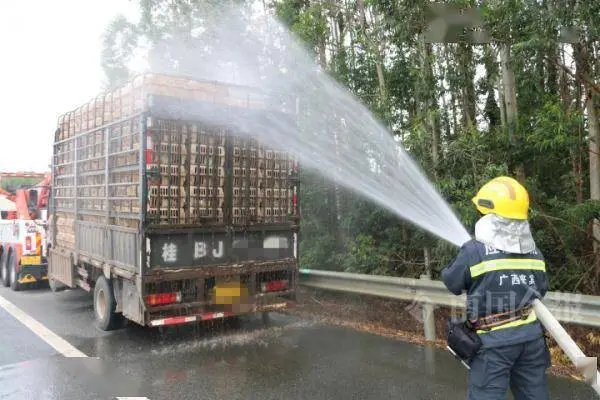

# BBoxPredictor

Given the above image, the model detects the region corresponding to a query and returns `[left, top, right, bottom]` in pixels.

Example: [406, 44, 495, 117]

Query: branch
[545, 54, 600, 96]
[539, 212, 600, 245]
[532, 200, 587, 271]
[589, 147, 600, 157]
[573, 258, 597, 293]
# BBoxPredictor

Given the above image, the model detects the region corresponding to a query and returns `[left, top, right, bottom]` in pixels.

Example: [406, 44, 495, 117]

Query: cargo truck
[49, 74, 300, 330]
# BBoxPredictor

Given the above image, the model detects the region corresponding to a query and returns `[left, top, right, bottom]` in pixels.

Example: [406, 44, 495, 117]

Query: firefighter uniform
[442, 176, 551, 400]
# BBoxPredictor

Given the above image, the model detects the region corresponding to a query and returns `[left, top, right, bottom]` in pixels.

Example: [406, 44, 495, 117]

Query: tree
[102, 15, 138, 89]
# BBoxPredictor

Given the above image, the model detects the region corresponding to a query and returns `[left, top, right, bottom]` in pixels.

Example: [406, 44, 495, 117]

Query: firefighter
[441, 176, 550, 400]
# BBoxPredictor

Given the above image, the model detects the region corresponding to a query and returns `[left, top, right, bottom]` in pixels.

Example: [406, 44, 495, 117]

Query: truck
[48, 74, 300, 330]
[0, 175, 51, 291]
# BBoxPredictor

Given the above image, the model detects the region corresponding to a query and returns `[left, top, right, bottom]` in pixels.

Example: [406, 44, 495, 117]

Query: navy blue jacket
[441, 239, 549, 348]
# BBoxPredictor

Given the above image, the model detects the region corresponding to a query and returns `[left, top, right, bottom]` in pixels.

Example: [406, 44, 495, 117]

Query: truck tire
[9, 252, 21, 292]
[93, 276, 123, 331]
[0, 249, 10, 287]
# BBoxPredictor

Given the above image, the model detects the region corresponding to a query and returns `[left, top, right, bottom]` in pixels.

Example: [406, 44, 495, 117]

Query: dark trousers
[468, 336, 551, 400]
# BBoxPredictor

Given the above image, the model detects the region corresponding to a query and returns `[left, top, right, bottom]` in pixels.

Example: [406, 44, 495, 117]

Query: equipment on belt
[472, 176, 529, 220]
[446, 305, 533, 368]
[446, 318, 482, 369]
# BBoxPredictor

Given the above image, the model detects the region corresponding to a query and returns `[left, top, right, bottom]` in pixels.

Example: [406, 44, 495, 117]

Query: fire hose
[532, 299, 599, 395]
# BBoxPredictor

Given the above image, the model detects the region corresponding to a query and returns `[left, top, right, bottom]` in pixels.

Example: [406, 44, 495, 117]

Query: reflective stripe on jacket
[441, 239, 549, 348]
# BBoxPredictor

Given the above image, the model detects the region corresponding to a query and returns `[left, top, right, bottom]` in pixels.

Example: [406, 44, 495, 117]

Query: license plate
[21, 256, 41, 265]
[214, 280, 248, 305]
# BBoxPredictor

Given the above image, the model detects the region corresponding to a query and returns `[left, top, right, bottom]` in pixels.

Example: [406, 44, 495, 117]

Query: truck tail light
[145, 130, 154, 164]
[36, 233, 42, 255]
[261, 280, 289, 293]
[145, 292, 182, 306]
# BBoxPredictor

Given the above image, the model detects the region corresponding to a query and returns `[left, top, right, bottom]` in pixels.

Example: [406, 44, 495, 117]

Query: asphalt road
[0, 285, 596, 400]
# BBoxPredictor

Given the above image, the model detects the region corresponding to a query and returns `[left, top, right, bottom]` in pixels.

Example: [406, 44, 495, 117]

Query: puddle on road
[150, 319, 317, 356]
[73, 313, 317, 362]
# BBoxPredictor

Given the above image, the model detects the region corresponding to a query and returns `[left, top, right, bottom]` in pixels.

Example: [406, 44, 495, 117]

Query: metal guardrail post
[420, 274, 436, 342]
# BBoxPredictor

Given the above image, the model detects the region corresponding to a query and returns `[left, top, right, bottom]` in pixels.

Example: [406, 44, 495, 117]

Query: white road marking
[0, 293, 87, 358]
[0, 293, 151, 399]
[116, 398, 151, 400]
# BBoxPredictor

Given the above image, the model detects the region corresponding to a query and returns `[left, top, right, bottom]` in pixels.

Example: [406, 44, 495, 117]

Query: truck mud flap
[49, 248, 75, 288]
[122, 279, 145, 325]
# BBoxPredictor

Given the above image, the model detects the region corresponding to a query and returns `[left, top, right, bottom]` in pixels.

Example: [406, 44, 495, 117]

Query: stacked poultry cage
[53, 74, 299, 244]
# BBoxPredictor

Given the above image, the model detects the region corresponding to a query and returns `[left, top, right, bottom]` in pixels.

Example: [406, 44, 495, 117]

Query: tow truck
[0, 174, 51, 290]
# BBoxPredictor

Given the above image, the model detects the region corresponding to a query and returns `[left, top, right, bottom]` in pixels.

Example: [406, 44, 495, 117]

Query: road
[0, 286, 595, 400]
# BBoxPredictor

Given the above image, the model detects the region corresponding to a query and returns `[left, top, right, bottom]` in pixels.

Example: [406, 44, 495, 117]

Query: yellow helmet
[472, 176, 529, 220]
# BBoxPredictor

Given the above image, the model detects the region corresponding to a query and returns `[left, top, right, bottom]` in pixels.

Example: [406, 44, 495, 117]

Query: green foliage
[102, 15, 139, 89]
[346, 235, 390, 275]
[0, 178, 39, 193]
[292, 4, 329, 50]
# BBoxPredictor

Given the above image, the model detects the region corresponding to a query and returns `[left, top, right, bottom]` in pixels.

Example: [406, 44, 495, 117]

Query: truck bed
[52, 74, 299, 274]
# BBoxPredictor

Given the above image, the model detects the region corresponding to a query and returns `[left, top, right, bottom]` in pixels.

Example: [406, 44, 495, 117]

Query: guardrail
[298, 268, 600, 334]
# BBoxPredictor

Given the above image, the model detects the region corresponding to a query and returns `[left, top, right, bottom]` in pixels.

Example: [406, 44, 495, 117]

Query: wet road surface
[0, 286, 596, 399]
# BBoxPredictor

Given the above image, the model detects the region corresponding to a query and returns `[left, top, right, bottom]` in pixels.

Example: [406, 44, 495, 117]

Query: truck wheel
[9, 254, 21, 292]
[0, 250, 9, 287]
[93, 276, 123, 331]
